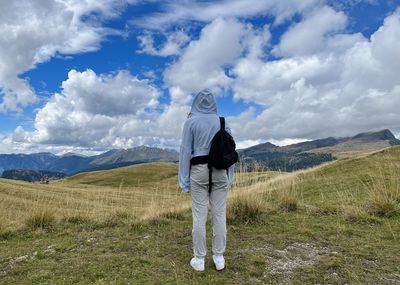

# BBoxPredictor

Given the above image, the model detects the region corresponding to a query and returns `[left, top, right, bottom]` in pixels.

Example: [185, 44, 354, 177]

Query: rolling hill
[0, 163, 188, 230]
[66, 162, 179, 187]
[0, 146, 399, 284]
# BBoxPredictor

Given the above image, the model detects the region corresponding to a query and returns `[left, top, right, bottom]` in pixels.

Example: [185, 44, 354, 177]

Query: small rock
[14, 255, 29, 263]
[44, 248, 56, 254]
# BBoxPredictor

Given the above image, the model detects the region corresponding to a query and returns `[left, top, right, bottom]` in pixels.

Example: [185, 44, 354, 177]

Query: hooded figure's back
[178, 89, 234, 192]
[190, 88, 217, 115]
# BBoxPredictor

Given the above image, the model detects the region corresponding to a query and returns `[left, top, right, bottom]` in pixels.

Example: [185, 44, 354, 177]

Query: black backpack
[207, 117, 238, 192]
[209, 117, 238, 170]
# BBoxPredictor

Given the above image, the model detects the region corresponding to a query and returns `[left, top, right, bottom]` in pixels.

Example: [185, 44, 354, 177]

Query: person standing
[179, 88, 235, 271]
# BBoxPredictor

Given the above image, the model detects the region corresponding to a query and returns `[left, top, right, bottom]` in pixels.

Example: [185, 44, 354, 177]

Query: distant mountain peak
[245, 141, 278, 151]
[351, 129, 397, 142]
[59, 152, 88, 158]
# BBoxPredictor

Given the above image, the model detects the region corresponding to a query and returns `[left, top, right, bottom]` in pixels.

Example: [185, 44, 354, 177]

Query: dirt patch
[0, 251, 37, 277]
[264, 242, 332, 280]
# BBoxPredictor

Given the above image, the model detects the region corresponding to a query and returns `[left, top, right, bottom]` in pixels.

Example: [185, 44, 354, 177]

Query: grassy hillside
[66, 162, 179, 187]
[306, 140, 395, 158]
[0, 148, 399, 284]
[0, 163, 189, 230]
[0, 162, 276, 231]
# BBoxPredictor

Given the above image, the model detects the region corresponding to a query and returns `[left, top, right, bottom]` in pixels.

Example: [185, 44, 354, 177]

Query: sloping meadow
[0, 147, 399, 284]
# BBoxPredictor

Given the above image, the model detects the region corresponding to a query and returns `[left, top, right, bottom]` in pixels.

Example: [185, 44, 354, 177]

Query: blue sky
[1, 0, 400, 154]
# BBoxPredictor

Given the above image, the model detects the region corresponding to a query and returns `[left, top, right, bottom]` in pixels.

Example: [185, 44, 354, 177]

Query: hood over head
[190, 88, 217, 115]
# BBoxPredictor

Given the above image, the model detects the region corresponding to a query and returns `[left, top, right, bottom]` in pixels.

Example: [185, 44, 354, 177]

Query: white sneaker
[190, 257, 205, 271]
[212, 255, 225, 271]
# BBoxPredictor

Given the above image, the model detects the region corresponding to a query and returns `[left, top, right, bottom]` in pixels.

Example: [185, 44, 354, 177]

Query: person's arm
[225, 123, 236, 188]
[178, 119, 193, 192]
[227, 163, 235, 188]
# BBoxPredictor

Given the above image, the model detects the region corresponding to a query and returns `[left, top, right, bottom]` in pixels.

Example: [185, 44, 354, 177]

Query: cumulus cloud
[273, 6, 348, 56]
[18, 69, 170, 149]
[60, 69, 159, 116]
[0, 0, 132, 113]
[230, 7, 400, 141]
[2, 2, 400, 154]
[164, 17, 248, 96]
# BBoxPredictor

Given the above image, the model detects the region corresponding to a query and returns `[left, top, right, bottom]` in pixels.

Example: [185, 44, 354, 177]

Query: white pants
[190, 164, 228, 258]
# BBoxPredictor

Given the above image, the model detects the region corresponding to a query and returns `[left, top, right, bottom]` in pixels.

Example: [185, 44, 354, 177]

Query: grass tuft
[342, 206, 381, 224]
[312, 204, 339, 216]
[366, 199, 399, 217]
[160, 210, 185, 220]
[25, 210, 56, 230]
[62, 214, 92, 225]
[0, 221, 12, 239]
[103, 211, 132, 227]
[278, 185, 299, 212]
[362, 165, 400, 217]
[227, 195, 264, 224]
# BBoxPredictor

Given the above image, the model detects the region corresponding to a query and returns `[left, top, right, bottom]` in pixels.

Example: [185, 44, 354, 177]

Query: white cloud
[7, 68, 189, 152]
[0, 0, 132, 113]
[273, 6, 348, 56]
[137, 30, 190, 56]
[164, 17, 248, 96]
[24, 69, 161, 147]
[134, 0, 321, 29]
[236, 139, 263, 149]
[60, 69, 160, 116]
[2, 2, 400, 154]
[230, 8, 400, 141]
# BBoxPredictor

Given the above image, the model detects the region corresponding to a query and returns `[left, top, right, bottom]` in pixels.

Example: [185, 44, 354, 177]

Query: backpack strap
[219, 117, 225, 131]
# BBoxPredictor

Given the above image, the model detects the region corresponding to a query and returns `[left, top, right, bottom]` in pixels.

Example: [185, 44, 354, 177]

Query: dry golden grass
[0, 163, 190, 231]
[0, 161, 280, 231]
[227, 194, 265, 224]
[25, 210, 56, 230]
[363, 161, 400, 217]
[1, 146, 399, 232]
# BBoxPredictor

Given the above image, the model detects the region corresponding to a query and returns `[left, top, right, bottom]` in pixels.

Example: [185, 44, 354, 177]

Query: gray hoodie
[178, 89, 235, 192]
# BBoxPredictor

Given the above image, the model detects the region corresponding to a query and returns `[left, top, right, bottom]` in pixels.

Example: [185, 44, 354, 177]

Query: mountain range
[238, 129, 400, 171]
[0, 146, 179, 176]
[0, 129, 399, 177]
